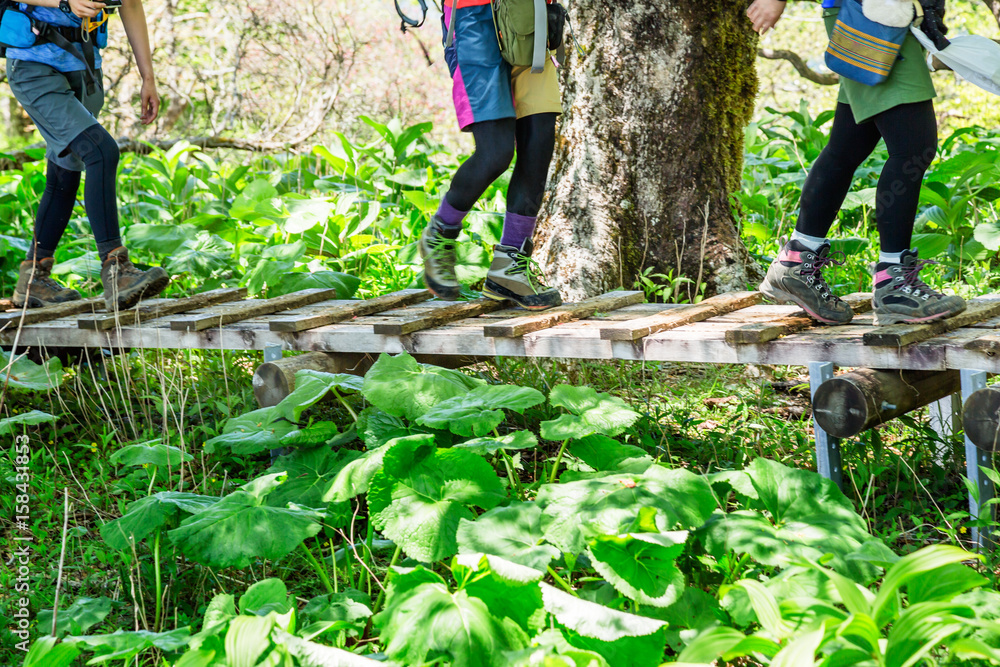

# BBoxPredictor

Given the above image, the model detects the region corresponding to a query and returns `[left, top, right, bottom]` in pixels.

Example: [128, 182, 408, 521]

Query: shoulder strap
[531, 0, 545, 72]
[445, 2, 458, 48]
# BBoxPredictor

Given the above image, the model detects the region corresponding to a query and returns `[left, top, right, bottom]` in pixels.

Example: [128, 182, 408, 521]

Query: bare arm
[747, 0, 787, 35]
[20, 0, 106, 18]
[118, 0, 159, 124]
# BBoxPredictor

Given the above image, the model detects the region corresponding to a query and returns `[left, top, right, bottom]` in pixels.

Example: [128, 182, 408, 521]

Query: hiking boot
[12, 257, 81, 308]
[419, 215, 460, 300]
[758, 239, 854, 325]
[483, 240, 562, 310]
[872, 249, 966, 325]
[101, 247, 170, 311]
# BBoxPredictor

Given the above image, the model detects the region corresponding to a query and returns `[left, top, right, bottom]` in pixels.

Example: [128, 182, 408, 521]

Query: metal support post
[962, 369, 994, 550]
[809, 361, 843, 490]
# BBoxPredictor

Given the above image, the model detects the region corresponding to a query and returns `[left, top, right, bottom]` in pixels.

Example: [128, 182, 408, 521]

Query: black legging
[796, 101, 937, 254]
[444, 113, 557, 217]
[29, 124, 122, 261]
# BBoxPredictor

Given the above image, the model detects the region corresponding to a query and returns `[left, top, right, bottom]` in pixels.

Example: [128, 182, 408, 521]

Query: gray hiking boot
[419, 215, 460, 301]
[872, 249, 966, 325]
[483, 240, 562, 310]
[101, 247, 170, 311]
[12, 257, 81, 308]
[759, 239, 854, 325]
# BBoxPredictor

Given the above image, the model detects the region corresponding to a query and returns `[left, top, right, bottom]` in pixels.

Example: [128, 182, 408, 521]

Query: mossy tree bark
[534, 0, 762, 301]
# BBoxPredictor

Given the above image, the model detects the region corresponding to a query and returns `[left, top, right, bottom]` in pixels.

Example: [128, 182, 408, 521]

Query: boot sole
[872, 303, 967, 326]
[483, 282, 562, 311]
[12, 293, 82, 309]
[423, 274, 460, 301]
[759, 281, 851, 325]
[108, 273, 171, 311]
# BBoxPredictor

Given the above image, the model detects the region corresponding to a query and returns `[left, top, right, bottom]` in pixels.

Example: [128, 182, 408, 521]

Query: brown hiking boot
[12, 257, 82, 308]
[101, 247, 170, 310]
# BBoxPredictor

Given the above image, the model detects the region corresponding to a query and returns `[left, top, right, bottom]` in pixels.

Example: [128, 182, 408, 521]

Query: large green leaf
[368, 437, 506, 562]
[675, 626, 780, 663]
[375, 572, 522, 667]
[884, 602, 974, 667]
[455, 553, 546, 631]
[361, 352, 485, 420]
[65, 627, 191, 663]
[505, 629, 610, 667]
[541, 385, 641, 440]
[265, 445, 363, 508]
[168, 473, 323, 568]
[356, 408, 411, 448]
[239, 578, 292, 616]
[872, 544, 981, 628]
[36, 597, 114, 638]
[454, 431, 539, 456]
[457, 502, 560, 572]
[110, 441, 193, 468]
[126, 223, 198, 255]
[301, 589, 372, 639]
[269, 271, 360, 299]
[538, 467, 716, 554]
[275, 370, 364, 423]
[101, 492, 219, 550]
[206, 407, 296, 455]
[417, 385, 546, 436]
[587, 531, 687, 607]
[540, 583, 667, 667]
[569, 435, 653, 474]
[0, 350, 63, 391]
[278, 630, 382, 666]
[0, 409, 56, 435]
[280, 422, 346, 447]
[23, 637, 81, 667]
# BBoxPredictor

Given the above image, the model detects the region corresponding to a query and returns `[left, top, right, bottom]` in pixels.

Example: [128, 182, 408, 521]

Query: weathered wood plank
[724, 293, 872, 345]
[0, 297, 103, 330]
[372, 298, 507, 335]
[170, 288, 338, 332]
[864, 298, 1000, 347]
[78, 288, 247, 331]
[599, 291, 762, 341]
[269, 289, 433, 332]
[483, 291, 644, 338]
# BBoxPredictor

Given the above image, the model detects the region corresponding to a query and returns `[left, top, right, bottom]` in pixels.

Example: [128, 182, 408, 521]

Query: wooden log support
[483, 291, 644, 338]
[599, 291, 763, 341]
[78, 288, 247, 331]
[963, 386, 1000, 452]
[372, 298, 506, 336]
[269, 289, 433, 333]
[0, 297, 103, 331]
[170, 288, 338, 332]
[864, 299, 1000, 347]
[812, 368, 961, 438]
[725, 293, 872, 345]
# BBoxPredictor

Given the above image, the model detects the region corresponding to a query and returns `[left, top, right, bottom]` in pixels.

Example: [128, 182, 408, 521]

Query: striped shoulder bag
[825, 0, 921, 86]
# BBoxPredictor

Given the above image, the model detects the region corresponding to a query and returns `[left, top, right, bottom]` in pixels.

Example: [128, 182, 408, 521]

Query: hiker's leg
[29, 161, 81, 261]
[68, 124, 123, 263]
[441, 118, 517, 217]
[500, 113, 557, 248]
[871, 100, 937, 256]
[796, 102, 882, 241]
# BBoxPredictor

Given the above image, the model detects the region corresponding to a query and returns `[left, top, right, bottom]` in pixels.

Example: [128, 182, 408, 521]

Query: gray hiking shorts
[6, 59, 104, 172]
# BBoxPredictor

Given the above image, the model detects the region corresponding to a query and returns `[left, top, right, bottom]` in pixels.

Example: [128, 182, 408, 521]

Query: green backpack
[446, 0, 548, 73]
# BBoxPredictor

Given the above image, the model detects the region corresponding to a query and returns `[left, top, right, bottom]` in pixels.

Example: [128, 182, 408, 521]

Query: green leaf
[269, 271, 360, 299]
[275, 371, 364, 423]
[417, 384, 545, 436]
[65, 628, 191, 663]
[168, 474, 323, 568]
[734, 579, 791, 638]
[325, 435, 422, 503]
[872, 545, 982, 628]
[375, 578, 522, 667]
[225, 615, 274, 667]
[277, 630, 382, 666]
[569, 435, 653, 473]
[362, 352, 485, 420]
[36, 597, 114, 638]
[110, 441, 193, 468]
[369, 441, 506, 562]
[265, 445, 362, 508]
[975, 222, 1000, 251]
[454, 553, 546, 630]
[907, 562, 988, 605]
[100, 492, 218, 551]
[126, 223, 198, 255]
[279, 422, 344, 447]
[546, 385, 641, 437]
[454, 431, 539, 456]
[540, 583, 667, 667]
[207, 407, 297, 455]
[0, 350, 63, 390]
[239, 579, 292, 616]
[884, 602, 974, 667]
[301, 589, 372, 638]
[457, 502, 561, 572]
[911, 233, 952, 258]
[505, 629, 611, 667]
[23, 636, 81, 667]
[538, 467, 716, 554]
[357, 408, 412, 448]
[676, 626, 780, 663]
[587, 531, 687, 607]
[770, 626, 823, 667]
[0, 409, 56, 435]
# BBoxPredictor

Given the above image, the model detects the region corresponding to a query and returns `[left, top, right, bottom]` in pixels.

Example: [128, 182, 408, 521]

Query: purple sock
[500, 212, 537, 250]
[436, 196, 467, 229]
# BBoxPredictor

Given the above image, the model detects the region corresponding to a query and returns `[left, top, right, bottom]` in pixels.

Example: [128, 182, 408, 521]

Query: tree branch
[757, 48, 839, 85]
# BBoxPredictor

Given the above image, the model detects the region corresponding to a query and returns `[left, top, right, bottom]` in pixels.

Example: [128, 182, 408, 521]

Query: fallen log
[812, 368, 961, 438]
[963, 387, 1000, 452]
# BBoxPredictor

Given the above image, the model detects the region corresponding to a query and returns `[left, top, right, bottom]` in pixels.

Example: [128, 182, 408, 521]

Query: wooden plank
[864, 298, 1000, 347]
[725, 293, 872, 345]
[373, 298, 506, 335]
[170, 288, 338, 332]
[0, 297, 103, 330]
[269, 289, 433, 333]
[599, 291, 762, 341]
[78, 288, 247, 331]
[483, 291, 645, 338]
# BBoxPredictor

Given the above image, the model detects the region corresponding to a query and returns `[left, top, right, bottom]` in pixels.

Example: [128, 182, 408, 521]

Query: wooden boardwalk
[2, 287, 1000, 372]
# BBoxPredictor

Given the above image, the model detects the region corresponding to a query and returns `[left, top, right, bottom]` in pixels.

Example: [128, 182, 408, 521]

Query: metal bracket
[809, 361, 843, 490]
[962, 369, 994, 550]
[264, 343, 283, 364]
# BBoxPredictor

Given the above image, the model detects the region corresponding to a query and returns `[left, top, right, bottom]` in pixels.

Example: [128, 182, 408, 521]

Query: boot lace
[111, 255, 145, 278]
[29, 265, 68, 292]
[508, 251, 551, 293]
[800, 249, 845, 302]
[427, 233, 458, 282]
[897, 259, 942, 300]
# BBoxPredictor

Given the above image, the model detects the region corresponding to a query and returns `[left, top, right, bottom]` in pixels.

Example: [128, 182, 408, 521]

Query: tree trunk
[535, 0, 763, 302]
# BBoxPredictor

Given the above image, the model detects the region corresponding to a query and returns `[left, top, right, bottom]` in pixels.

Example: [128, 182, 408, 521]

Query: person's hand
[139, 77, 159, 125]
[68, 0, 106, 19]
[747, 0, 786, 35]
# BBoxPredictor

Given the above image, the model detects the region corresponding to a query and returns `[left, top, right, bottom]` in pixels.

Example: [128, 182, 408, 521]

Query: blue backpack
[825, 0, 914, 86]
